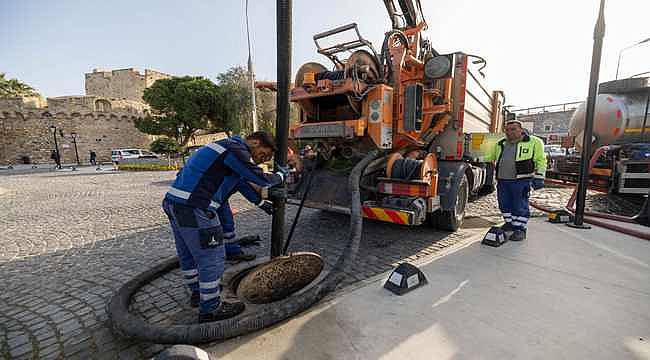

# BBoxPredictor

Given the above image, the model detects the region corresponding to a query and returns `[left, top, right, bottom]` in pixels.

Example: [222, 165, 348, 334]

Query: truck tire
[430, 175, 468, 231]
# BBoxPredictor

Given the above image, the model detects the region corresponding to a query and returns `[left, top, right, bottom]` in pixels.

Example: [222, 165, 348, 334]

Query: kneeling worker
[162, 131, 285, 322]
[486, 120, 546, 241]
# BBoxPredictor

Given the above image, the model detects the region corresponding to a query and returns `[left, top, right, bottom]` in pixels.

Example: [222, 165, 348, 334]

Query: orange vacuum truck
[286, 0, 510, 231]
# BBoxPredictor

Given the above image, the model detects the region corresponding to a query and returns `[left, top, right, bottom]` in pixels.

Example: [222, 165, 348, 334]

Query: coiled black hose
[391, 158, 422, 180]
[380, 30, 409, 84]
[107, 151, 379, 344]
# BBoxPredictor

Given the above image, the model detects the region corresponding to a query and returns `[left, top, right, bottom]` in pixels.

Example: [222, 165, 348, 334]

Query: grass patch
[118, 163, 180, 172]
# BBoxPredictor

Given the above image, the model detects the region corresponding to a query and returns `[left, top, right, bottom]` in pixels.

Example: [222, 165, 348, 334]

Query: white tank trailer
[568, 77, 649, 195]
[570, 77, 650, 152]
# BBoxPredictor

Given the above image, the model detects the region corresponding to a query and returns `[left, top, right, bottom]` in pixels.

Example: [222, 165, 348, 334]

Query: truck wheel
[433, 175, 468, 231]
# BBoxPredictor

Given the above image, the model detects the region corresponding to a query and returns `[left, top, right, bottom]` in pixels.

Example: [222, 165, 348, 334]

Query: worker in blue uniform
[219, 180, 269, 261]
[162, 131, 284, 322]
[486, 120, 546, 241]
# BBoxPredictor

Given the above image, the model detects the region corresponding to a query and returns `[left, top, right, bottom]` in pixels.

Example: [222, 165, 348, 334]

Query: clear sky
[1, 0, 648, 109]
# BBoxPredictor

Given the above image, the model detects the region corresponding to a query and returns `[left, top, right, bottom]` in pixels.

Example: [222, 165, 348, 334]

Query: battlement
[0, 96, 147, 115]
[85, 68, 170, 101]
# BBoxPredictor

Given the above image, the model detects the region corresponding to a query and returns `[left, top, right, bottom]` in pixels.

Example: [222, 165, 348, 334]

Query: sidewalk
[205, 219, 650, 359]
[0, 163, 116, 175]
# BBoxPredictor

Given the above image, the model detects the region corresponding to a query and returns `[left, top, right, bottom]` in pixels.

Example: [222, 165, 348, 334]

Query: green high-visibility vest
[485, 134, 546, 179]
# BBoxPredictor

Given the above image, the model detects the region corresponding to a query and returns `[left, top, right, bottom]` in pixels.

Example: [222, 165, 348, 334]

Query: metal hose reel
[386, 152, 436, 182]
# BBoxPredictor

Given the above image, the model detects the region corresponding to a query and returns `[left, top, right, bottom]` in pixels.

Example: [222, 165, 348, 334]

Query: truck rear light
[378, 182, 430, 197]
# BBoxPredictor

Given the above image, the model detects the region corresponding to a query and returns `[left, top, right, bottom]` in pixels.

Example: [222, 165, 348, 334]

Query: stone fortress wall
[85, 68, 169, 102]
[0, 68, 170, 165]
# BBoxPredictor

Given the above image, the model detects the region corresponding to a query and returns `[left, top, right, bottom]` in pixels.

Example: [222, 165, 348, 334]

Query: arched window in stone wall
[95, 99, 112, 112]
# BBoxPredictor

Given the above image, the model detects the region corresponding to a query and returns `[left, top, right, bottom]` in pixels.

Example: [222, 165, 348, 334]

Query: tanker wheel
[428, 176, 468, 231]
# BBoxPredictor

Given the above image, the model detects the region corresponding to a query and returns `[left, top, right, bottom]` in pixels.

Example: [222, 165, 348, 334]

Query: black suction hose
[108, 151, 379, 344]
[283, 172, 314, 255]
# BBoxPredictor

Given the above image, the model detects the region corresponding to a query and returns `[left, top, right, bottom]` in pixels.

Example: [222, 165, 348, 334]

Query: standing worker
[485, 120, 546, 241]
[162, 131, 285, 322]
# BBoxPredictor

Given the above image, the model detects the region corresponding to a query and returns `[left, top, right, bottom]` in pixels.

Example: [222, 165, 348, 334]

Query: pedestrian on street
[162, 131, 285, 323]
[50, 150, 61, 169]
[89, 150, 97, 166]
[485, 120, 546, 241]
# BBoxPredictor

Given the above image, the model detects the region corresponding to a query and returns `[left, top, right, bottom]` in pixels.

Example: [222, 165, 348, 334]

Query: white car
[111, 149, 159, 163]
[544, 145, 565, 157]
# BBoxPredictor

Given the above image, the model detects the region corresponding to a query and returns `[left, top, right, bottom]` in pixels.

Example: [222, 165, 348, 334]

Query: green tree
[150, 137, 180, 155]
[215, 66, 299, 135]
[0, 73, 39, 98]
[135, 76, 221, 147]
[150, 137, 181, 166]
[215, 67, 252, 135]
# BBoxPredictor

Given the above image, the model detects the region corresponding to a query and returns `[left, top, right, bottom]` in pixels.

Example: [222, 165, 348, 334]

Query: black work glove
[259, 200, 274, 215]
[268, 186, 287, 201]
[531, 178, 544, 190]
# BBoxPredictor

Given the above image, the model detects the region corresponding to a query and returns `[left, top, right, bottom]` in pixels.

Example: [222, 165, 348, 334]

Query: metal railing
[511, 101, 583, 116]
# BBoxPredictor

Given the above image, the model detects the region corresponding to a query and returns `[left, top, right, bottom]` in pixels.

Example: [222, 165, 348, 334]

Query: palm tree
[0, 73, 40, 98]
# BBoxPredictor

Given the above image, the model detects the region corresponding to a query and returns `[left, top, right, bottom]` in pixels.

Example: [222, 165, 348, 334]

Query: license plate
[294, 123, 347, 138]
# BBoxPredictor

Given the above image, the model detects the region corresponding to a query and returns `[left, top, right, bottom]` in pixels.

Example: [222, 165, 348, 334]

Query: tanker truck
[557, 76, 650, 195]
[284, 0, 508, 231]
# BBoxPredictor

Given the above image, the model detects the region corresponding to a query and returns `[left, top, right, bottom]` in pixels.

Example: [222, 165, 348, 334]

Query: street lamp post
[177, 125, 186, 165]
[615, 37, 650, 80]
[70, 132, 80, 166]
[45, 112, 62, 169]
[246, 0, 259, 132]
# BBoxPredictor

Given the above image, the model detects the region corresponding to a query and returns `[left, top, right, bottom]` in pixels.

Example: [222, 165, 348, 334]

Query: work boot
[510, 230, 526, 242]
[500, 222, 514, 232]
[198, 301, 245, 323]
[226, 251, 257, 262]
[190, 292, 200, 308]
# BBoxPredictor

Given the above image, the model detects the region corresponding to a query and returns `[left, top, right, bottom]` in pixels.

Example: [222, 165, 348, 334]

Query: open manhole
[235, 252, 324, 304]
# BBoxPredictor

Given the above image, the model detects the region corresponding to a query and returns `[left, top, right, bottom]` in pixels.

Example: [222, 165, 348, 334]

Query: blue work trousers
[497, 179, 531, 231]
[217, 201, 243, 256]
[162, 198, 225, 314]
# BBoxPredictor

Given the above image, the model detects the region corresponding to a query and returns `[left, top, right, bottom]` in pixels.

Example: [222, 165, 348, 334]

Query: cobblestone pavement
[0, 170, 643, 359]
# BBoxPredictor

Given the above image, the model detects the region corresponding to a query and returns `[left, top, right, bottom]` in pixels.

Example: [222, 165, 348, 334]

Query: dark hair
[246, 131, 277, 152]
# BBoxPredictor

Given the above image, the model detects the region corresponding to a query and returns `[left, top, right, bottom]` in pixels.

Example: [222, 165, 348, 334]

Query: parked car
[544, 145, 566, 157]
[111, 149, 159, 164]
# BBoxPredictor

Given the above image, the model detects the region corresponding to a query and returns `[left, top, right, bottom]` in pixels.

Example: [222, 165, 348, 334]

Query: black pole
[72, 136, 80, 166]
[570, 0, 606, 229]
[271, 0, 291, 258]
